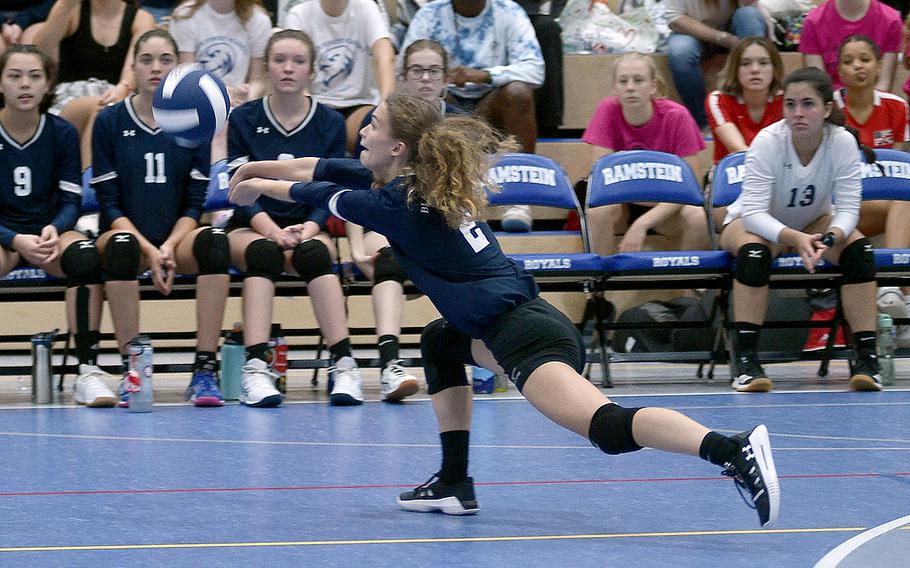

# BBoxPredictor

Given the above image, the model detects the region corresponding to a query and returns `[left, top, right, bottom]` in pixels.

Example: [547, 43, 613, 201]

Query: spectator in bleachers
[0, 45, 110, 406]
[835, 34, 910, 343]
[720, 67, 883, 392]
[665, 0, 767, 129]
[34, 0, 156, 169]
[800, 0, 902, 90]
[284, 0, 396, 154]
[582, 52, 706, 256]
[1, 0, 53, 51]
[225, 29, 365, 408]
[401, 0, 545, 233]
[92, 29, 229, 408]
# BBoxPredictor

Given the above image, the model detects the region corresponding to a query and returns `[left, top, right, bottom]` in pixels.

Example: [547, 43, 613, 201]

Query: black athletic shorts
[481, 297, 586, 392]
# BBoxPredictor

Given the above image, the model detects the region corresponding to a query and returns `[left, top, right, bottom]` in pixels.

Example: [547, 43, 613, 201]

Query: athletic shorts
[49, 78, 115, 115]
[481, 297, 586, 392]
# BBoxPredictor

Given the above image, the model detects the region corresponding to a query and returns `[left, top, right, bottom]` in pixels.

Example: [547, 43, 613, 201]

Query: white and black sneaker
[327, 356, 363, 406]
[849, 354, 883, 392]
[239, 358, 283, 407]
[397, 474, 478, 515]
[73, 364, 117, 407]
[722, 424, 780, 527]
[380, 361, 420, 402]
[731, 356, 772, 392]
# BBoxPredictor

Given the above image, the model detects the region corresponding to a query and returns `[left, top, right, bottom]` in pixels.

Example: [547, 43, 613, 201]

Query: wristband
[821, 232, 836, 247]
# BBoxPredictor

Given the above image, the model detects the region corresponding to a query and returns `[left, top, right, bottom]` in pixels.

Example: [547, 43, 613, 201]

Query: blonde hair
[611, 52, 667, 98]
[384, 92, 518, 229]
[171, 0, 266, 24]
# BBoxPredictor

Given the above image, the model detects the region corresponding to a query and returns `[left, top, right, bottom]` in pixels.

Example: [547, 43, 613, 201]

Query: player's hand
[13, 234, 53, 266]
[268, 227, 299, 250]
[2, 23, 22, 45]
[98, 82, 131, 107]
[798, 232, 826, 273]
[228, 177, 266, 207]
[447, 66, 490, 87]
[617, 224, 647, 253]
[147, 247, 173, 295]
[37, 225, 60, 263]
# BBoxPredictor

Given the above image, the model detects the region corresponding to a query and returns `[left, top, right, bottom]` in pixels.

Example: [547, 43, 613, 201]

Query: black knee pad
[60, 240, 102, 287]
[839, 238, 875, 284]
[735, 243, 772, 287]
[588, 403, 643, 455]
[244, 239, 284, 281]
[193, 227, 229, 275]
[373, 246, 407, 285]
[421, 319, 474, 395]
[291, 239, 333, 283]
[101, 232, 140, 281]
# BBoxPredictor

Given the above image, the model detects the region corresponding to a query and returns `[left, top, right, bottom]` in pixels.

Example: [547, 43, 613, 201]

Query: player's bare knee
[735, 243, 771, 287]
[839, 237, 875, 284]
[373, 246, 407, 285]
[244, 238, 284, 281]
[193, 227, 230, 275]
[101, 232, 140, 281]
[421, 319, 472, 395]
[588, 403, 643, 455]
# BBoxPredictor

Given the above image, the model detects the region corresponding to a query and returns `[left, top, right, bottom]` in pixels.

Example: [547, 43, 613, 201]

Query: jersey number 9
[13, 166, 31, 197]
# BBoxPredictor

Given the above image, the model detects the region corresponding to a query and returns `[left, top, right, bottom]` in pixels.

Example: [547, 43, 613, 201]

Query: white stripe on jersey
[60, 180, 82, 195]
[227, 156, 249, 171]
[328, 189, 352, 220]
[190, 168, 208, 181]
[91, 171, 117, 184]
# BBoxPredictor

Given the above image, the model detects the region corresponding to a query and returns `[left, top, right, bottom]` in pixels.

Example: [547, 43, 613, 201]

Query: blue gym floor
[1, 388, 908, 567]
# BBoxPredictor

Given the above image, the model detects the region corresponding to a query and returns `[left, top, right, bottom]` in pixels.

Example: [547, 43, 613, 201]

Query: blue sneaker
[185, 370, 225, 407]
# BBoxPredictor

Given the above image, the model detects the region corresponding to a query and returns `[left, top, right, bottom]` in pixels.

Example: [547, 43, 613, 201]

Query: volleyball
[152, 63, 229, 148]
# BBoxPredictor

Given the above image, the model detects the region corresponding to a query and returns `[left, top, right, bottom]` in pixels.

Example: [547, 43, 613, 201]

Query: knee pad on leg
[373, 246, 407, 285]
[735, 243, 772, 287]
[192, 227, 229, 275]
[101, 232, 140, 281]
[243, 239, 284, 281]
[421, 319, 473, 395]
[588, 403, 643, 455]
[60, 240, 102, 287]
[291, 240, 333, 283]
[839, 238, 875, 284]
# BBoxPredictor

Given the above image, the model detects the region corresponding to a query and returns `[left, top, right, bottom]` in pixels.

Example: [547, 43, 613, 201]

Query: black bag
[612, 298, 697, 353]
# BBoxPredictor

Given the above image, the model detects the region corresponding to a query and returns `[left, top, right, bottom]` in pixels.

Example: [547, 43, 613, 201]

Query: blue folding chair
[203, 159, 230, 212]
[81, 167, 100, 214]
[860, 148, 910, 286]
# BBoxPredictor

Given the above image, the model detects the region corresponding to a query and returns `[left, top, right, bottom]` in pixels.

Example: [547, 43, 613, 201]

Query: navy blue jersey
[227, 97, 346, 228]
[290, 158, 539, 338]
[91, 97, 210, 246]
[353, 100, 464, 159]
[0, 114, 82, 248]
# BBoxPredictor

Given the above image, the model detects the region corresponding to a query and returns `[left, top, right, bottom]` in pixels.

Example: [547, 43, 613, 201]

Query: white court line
[814, 514, 910, 568]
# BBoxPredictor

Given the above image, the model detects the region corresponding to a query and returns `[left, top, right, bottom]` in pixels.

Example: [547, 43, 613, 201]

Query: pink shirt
[799, 0, 902, 89]
[582, 97, 705, 156]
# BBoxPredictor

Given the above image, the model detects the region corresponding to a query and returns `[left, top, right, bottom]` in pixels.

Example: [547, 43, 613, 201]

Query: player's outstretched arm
[229, 178, 294, 207]
[230, 157, 320, 189]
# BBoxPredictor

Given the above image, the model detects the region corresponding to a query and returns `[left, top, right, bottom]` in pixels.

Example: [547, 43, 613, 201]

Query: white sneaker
[380, 361, 420, 402]
[500, 205, 533, 232]
[73, 364, 116, 407]
[328, 356, 363, 406]
[239, 358, 283, 408]
[877, 287, 908, 320]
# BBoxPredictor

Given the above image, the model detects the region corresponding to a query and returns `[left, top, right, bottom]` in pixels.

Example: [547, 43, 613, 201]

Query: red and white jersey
[833, 89, 909, 149]
[724, 120, 862, 244]
[706, 90, 784, 164]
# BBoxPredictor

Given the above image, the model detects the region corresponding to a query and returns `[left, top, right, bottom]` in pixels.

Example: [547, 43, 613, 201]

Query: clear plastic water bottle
[127, 335, 154, 412]
[494, 373, 509, 393]
[219, 323, 244, 401]
[877, 313, 896, 386]
[271, 324, 288, 394]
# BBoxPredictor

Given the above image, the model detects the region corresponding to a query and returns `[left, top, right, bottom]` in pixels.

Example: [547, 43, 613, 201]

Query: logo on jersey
[873, 129, 894, 147]
[317, 43, 355, 90]
[256, 127, 270, 134]
[599, 162, 683, 186]
[123, 130, 136, 137]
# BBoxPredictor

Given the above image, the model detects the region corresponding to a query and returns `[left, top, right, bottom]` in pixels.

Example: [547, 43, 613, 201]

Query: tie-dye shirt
[401, 0, 544, 99]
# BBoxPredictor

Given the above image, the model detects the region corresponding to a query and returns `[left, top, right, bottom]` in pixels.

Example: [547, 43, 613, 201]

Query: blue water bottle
[471, 366, 495, 394]
[127, 335, 154, 413]
[219, 323, 244, 401]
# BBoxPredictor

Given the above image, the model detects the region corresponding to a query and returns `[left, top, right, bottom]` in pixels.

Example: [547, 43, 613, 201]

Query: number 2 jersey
[91, 97, 210, 246]
[723, 119, 862, 244]
[288, 158, 539, 338]
[0, 114, 82, 248]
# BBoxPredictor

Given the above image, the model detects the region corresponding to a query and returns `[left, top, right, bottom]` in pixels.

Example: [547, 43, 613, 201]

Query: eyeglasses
[405, 65, 445, 81]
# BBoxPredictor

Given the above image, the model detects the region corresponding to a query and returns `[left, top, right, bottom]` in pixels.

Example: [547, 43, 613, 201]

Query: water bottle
[219, 322, 244, 401]
[271, 324, 288, 394]
[127, 335, 154, 412]
[494, 373, 509, 393]
[877, 313, 896, 386]
[30, 329, 58, 404]
[471, 366, 494, 394]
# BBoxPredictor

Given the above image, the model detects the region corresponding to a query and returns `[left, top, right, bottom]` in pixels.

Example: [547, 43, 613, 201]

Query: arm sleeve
[581, 99, 617, 149]
[167, 9, 197, 54]
[0, 222, 18, 249]
[11, 0, 55, 28]
[248, 10, 272, 58]
[363, 0, 393, 45]
[741, 134, 787, 243]
[313, 158, 375, 190]
[50, 122, 83, 232]
[289, 181, 402, 239]
[662, 0, 689, 24]
[90, 109, 126, 222]
[486, 7, 544, 87]
[828, 134, 862, 237]
[182, 147, 210, 220]
[668, 107, 707, 157]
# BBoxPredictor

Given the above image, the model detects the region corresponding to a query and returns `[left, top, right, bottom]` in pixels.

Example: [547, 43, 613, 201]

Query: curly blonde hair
[384, 92, 518, 229]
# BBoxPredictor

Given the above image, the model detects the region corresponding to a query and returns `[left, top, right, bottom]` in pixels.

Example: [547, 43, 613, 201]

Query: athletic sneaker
[73, 364, 116, 407]
[722, 424, 780, 527]
[380, 361, 420, 402]
[239, 358, 283, 407]
[327, 356, 363, 406]
[397, 474, 479, 515]
[731, 356, 773, 392]
[849, 354, 883, 392]
[877, 287, 908, 320]
[184, 369, 224, 407]
[500, 205, 533, 232]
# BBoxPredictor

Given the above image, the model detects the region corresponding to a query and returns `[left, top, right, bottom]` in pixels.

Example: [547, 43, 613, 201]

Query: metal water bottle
[219, 323, 244, 401]
[127, 335, 154, 412]
[30, 329, 58, 404]
[877, 314, 896, 386]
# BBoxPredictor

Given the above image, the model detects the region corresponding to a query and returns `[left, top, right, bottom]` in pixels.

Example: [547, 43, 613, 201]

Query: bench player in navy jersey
[92, 29, 230, 407]
[228, 92, 782, 527]
[0, 45, 114, 407]
[225, 30, 363, 407]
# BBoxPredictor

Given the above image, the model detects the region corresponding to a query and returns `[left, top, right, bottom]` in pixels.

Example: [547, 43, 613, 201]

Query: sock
[699, 431, 740, 466]
[194, 351, 218, 373]
[329, 338, 352, 362]
[438, 430, 470, 483]
[853, 331, 877, 359]
[74, 330, 99, 366]
[378, 334, 399, 368]
[734, 322, 762, 357]
[246, 342, 269, 362]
